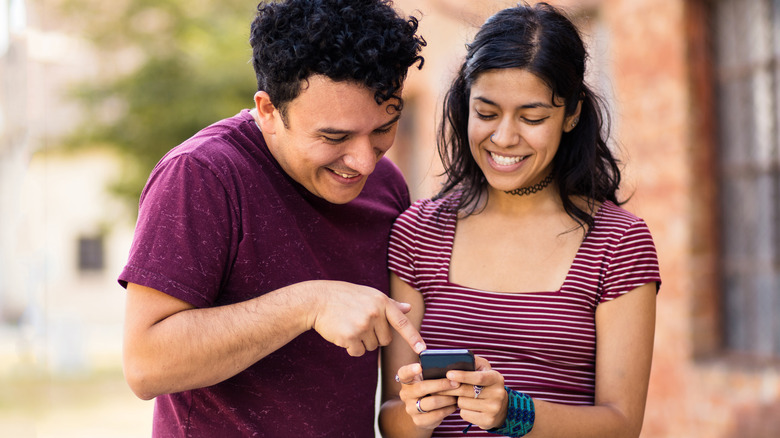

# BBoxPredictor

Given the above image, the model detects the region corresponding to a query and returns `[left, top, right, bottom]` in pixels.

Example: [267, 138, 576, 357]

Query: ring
[416, 397, 429, 414]
[489, 134, 496, 144]
[473, 385, 483, 399]
[395, 374, 413, 385]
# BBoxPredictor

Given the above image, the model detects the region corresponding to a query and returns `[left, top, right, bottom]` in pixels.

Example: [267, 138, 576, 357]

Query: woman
[379, 3, 661, 437]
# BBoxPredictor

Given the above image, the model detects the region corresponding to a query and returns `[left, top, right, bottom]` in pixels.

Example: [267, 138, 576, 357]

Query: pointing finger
[395, 301, 412, 314]
[387, 302, 426, 354]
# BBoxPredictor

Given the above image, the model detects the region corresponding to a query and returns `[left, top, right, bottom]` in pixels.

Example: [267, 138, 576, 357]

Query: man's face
[257, 75, 402, 204]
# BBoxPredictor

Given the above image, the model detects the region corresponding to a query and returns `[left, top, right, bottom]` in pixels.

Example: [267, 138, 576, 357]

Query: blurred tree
[60, 0, 260, 208]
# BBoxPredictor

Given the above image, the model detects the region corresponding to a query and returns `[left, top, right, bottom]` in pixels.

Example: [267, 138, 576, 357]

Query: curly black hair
[436, 2, 621, 231]
[250, 0, 425, 123]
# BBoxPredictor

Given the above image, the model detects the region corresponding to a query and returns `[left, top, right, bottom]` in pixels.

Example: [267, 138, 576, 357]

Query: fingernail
[450, 380, 459, 388]
[414, 342, 425, 353]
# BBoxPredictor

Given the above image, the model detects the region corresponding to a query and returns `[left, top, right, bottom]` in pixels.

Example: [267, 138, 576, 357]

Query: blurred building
[0, 0, 778, 437]
[0, 0, 133, 376]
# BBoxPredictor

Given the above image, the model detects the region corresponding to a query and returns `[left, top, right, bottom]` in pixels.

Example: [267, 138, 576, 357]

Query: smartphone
[419, 349, 475, 380]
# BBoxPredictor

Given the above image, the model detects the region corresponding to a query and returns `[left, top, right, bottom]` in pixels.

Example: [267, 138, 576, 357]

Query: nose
[343, 137, 378, 176]
[490, 118, 520, 147]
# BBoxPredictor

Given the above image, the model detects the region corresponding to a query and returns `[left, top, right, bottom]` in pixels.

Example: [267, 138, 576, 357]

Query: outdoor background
[1, 0, 779, 436]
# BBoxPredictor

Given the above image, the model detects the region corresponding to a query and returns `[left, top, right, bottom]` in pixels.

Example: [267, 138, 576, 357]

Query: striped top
[388, 194, 661, 437]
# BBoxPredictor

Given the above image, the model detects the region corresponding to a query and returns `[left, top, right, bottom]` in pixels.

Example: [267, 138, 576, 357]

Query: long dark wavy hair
[250, 0, 425, 123]
[435, 2, 621, 230]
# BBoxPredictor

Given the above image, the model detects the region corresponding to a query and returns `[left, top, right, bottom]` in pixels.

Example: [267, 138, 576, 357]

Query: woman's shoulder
[591, 200, 656, 246]
[595, 200, 646, 226]
[409, 192, 458, 214]
[395, 192, 459, 228]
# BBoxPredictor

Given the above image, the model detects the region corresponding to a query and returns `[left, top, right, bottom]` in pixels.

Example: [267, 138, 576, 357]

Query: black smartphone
[419, 349, 475, 380]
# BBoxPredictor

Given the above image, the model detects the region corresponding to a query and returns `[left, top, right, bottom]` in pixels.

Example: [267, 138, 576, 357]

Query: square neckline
[442, 201, 607, 295]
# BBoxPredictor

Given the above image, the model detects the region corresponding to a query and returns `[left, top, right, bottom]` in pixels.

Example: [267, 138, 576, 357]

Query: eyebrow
[317, 114, 402, 135]
[473, 96, 554, 110]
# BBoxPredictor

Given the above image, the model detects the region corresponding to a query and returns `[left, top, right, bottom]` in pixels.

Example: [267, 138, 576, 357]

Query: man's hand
[307, 280, 426, 356]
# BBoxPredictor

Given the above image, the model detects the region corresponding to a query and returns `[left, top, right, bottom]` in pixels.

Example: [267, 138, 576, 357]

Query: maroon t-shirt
[119, 110, 410, 437]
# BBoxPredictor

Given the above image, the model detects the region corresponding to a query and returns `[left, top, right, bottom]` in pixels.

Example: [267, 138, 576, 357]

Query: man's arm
[123, 280, 426, 400]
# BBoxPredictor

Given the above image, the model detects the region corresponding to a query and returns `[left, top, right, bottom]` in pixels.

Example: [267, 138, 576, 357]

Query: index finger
[386, 301, 426, 354]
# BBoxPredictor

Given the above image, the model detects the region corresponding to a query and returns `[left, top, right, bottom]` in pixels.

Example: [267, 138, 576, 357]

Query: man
[119, 1, 427, 436]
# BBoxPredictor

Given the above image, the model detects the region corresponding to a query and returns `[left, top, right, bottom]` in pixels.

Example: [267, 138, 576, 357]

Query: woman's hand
[438, 355, 509, 430]
[395, 362, 462, 430]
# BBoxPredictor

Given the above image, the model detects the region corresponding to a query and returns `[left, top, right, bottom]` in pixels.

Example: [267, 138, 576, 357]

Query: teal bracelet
[486, 387, 535, 437]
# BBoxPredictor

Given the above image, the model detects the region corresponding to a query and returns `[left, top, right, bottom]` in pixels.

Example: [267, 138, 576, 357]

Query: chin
[321, 189, 363, 205]
[325, 197, 356, 205]
[484, 178, 517, 193]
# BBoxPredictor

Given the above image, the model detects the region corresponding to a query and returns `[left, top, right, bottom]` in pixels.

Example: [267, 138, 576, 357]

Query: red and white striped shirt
[388, 194, 661, 437]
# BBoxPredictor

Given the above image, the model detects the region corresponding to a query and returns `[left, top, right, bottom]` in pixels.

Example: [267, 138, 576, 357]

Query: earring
[571, 117, 579, 128]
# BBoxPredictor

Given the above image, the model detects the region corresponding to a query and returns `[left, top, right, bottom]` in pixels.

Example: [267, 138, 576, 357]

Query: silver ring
[395, 374, 413, 385]
[473, 385, 483, 399]
[489, 134, 497, 144]
[416, 397, 429, 414]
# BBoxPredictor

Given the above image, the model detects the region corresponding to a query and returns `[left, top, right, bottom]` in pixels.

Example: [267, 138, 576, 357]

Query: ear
[563, 99, 583, 133]
[254, 91, 280, 135]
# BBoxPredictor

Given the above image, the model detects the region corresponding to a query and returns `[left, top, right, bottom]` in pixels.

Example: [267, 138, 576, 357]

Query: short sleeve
[600, 218, 661, 302]
[118, 154, 237, 308]
[387, 206, 420, 288]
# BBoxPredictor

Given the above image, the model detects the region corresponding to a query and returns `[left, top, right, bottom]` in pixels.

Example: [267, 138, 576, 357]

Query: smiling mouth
[328, 168, 360, 179]
[489, 151, 528, 166]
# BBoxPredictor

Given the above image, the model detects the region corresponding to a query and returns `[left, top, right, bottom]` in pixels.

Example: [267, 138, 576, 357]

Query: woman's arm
[379, 273, 459, 438]
[539, 281, 656, 436]
[531, 281, 656, 437]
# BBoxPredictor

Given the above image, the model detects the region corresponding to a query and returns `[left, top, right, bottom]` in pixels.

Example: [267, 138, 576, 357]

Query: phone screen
[419, 349, 475, 380]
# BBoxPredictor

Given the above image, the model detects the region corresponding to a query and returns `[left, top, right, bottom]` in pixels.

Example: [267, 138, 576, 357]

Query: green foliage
[62, 0, 260, 207]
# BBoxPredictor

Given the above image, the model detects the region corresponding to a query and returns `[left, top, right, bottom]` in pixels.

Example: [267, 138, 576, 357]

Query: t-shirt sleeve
[118, 153, 236, 308]
[383, 157, 411, 213]
[387, 204, 421, 289]
[600, 218, 661, 302]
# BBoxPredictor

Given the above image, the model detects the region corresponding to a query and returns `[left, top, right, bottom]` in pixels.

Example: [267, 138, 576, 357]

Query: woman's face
[467, 68, 579, 195]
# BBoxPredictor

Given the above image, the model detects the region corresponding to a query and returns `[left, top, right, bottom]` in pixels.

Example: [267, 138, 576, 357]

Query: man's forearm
[123, 282, 315, 400]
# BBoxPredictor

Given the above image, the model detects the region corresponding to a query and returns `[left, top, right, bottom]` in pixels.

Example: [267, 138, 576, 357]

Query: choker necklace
[504, 174, 554, 196]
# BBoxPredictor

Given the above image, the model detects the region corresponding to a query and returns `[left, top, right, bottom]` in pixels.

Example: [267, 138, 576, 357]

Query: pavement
[0, 368, 153, 438]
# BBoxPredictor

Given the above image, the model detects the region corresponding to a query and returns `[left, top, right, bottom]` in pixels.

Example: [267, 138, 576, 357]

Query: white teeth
[490, 151, 524, 166]
[332, 170, 357, 179]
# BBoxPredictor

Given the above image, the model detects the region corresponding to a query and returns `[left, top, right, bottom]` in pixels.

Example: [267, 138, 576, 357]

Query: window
[713, 0, 780, 357]
[77, 235, 105, 272]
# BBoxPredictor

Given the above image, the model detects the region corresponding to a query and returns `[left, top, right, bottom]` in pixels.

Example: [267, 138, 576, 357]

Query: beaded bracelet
[486, 387, 535, 437]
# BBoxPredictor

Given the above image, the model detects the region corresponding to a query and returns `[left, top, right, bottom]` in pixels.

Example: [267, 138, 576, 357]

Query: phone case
[419, 349, 475, 379]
